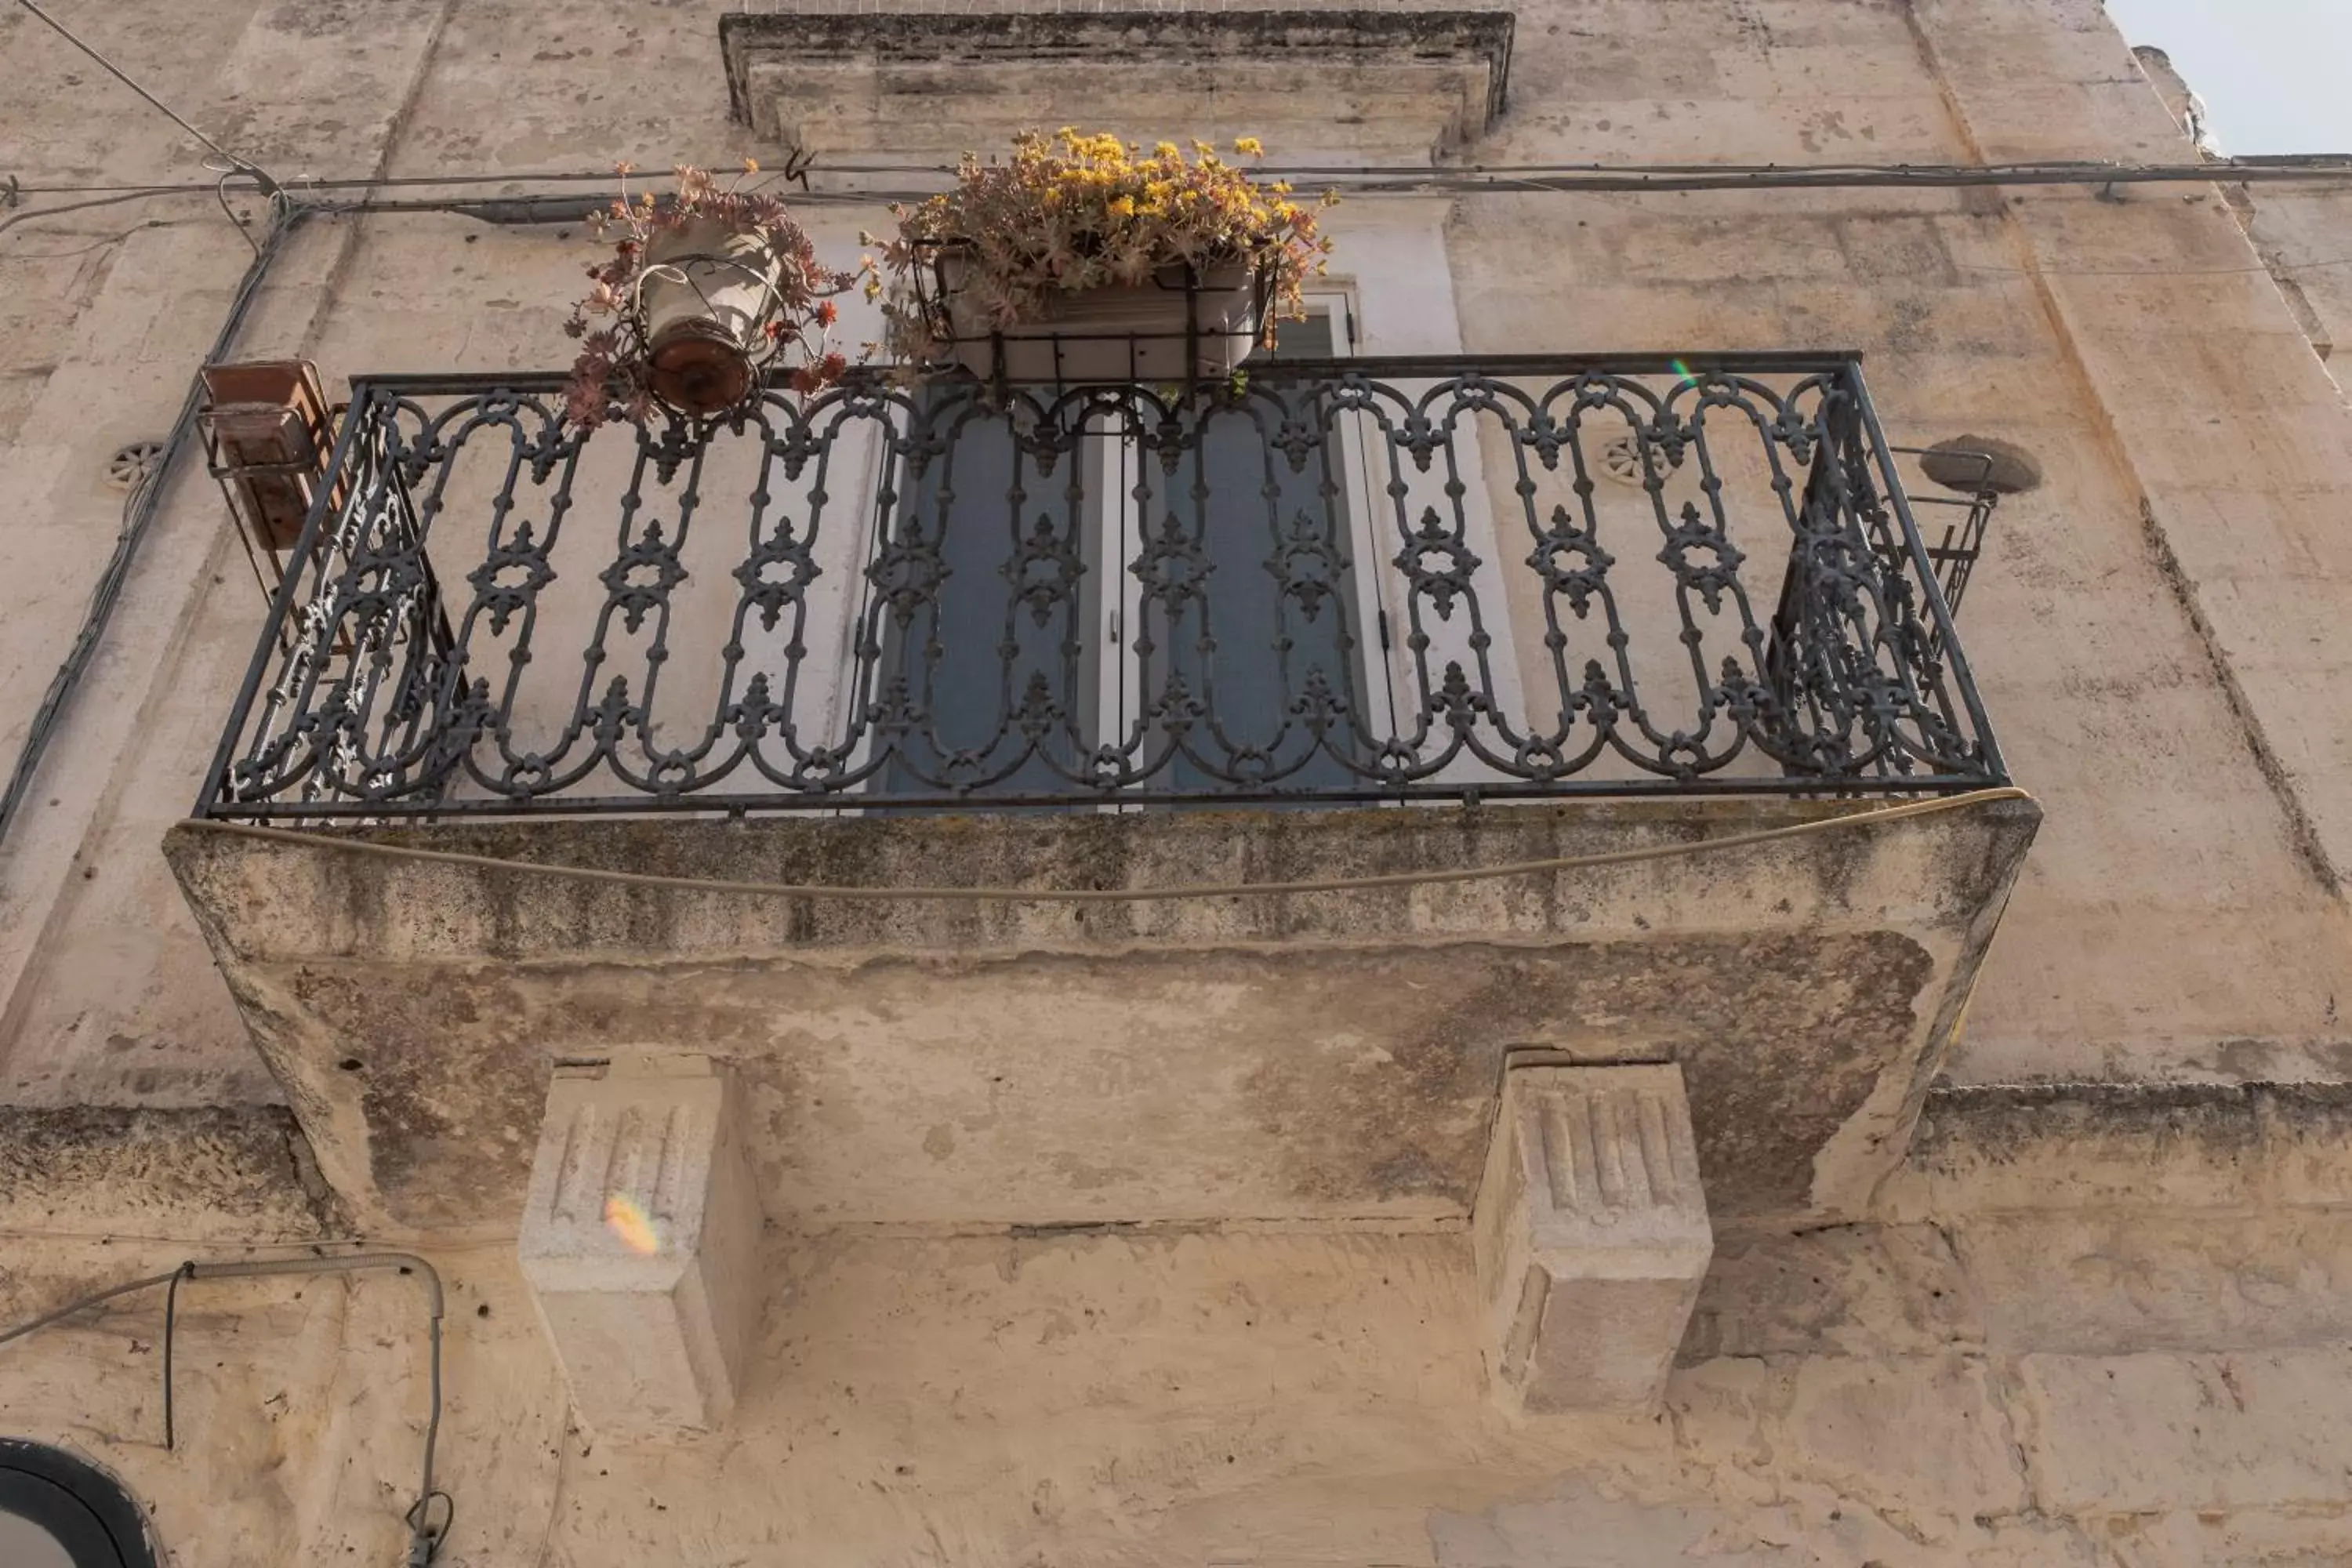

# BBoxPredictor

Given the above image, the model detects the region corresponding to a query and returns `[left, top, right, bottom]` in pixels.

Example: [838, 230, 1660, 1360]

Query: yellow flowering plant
[869, 129, 1337, 365]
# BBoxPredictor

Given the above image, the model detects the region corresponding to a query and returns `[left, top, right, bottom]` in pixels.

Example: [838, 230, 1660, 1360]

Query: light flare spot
[604, 1192, 661, 1255]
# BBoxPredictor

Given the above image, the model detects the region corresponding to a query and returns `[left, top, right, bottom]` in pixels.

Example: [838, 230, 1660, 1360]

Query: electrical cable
[182, 785, 2031, 905]
[0, 187, 215, 238]
[16, 153, 2352, 206]
[0, 1229, 408, 1249]
[159, 1262, 189, 1450]
[34, 184, 2352, 282]
[8, 180, 226, 194]
[0, 218, 167, 260]
[1303, 161, 2352, 195]
[212, 167, 263, 260]
[13, 152, 2352, 244]
[0, 1251, 449, 1566]
[0, 204, 303, 846]
[9, 0, 280, 194]
[0, 1267, 186, 1349]
[16, 155, 2351, 247]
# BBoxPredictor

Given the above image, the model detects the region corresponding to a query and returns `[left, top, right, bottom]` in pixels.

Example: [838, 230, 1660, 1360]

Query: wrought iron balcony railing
[196, 353, 2005, 821]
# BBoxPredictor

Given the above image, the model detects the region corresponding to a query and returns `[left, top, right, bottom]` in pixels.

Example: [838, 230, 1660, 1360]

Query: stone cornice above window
[719, 9, 1515, 165]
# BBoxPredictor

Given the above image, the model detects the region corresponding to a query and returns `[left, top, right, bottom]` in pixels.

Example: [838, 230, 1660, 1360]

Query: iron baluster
[200, 356, 2006, 820]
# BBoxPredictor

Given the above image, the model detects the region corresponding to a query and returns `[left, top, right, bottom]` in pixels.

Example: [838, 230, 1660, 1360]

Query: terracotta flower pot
[637, 216, 788, 416]
[940, 252, 1261, 384]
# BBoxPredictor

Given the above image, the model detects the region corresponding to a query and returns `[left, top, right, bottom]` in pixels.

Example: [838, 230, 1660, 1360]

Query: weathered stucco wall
[6, 0, 2352, 1562]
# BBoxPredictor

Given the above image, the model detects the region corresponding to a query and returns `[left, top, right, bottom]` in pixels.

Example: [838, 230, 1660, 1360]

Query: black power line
[0, 205, 301, 845]
[9, 0, 280, 193]
[13, 153, 2352, 213]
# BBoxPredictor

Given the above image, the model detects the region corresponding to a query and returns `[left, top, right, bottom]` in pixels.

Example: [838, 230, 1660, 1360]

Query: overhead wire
[210, 163, 264, 259]
[13, 153, 2352, 206]
[0, 203, 303, 845]
[11, 151, 2352, 245]
[0, 186, 219, 238]
[22, 186, 2352, 284]
[0, 217, 168, 260]
[8, 0, 280, 194]
[4, 0, 285, 256]
[0, 1266, 185, 1347]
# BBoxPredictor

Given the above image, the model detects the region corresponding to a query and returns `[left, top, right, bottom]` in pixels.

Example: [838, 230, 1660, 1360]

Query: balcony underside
[166, 794, 2038, 1236]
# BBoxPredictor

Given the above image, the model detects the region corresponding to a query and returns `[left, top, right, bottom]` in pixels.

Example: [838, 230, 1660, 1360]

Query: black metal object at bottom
[0, 1441, 158, 1568]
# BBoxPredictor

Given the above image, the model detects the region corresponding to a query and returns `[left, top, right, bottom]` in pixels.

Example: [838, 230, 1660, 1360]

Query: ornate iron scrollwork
[200, 354, 2004, 820]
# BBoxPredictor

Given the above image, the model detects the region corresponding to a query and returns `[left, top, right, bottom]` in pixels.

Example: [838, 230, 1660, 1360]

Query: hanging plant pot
[634, 216, 789, 416]
[561, 164, 862, 430]
[936, 250, 1264, 384]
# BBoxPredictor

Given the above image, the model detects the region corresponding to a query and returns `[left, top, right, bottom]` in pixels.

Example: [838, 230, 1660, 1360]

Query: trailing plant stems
[0, 1252, 448, 1565]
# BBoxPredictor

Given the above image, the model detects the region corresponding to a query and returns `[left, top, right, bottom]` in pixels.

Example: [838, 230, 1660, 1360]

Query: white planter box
[941, 257, 1262, 384]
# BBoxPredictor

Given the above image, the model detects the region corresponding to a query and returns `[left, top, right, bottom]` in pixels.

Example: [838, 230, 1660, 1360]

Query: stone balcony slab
[165, 794, 2038, 1237]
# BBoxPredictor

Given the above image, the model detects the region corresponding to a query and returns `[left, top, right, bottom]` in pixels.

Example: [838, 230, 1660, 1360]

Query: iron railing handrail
[328, 350, 1876, 397]
[194, 351, 2005, 822]
[1850, 368, 2005, 782]
[198, 379, 372, 823]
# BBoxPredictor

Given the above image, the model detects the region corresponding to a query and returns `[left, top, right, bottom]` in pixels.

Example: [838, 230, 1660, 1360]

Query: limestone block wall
[3, 0, 2352, 1560]
[12, 1108, 2352, 1566]
[1, 0, 2347, 1116]
[2132, 40, 2352, 370]
[2231, 180, 2352, 368]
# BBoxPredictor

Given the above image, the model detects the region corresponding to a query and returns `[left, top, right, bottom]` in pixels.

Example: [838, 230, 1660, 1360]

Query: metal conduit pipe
[0, 1250, 449, 1566]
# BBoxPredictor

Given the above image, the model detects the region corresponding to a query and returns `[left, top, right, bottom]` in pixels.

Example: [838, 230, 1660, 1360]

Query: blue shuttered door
[874, 311, 1367, 804]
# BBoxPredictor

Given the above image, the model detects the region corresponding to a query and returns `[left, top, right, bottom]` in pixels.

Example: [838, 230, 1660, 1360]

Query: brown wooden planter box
[198, 360, 340, 552]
